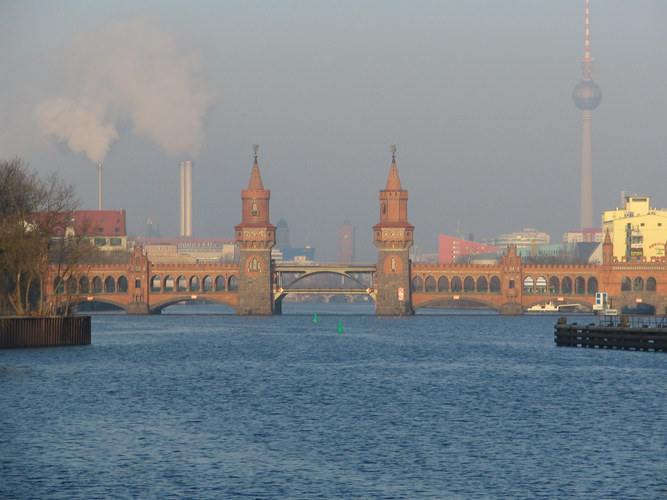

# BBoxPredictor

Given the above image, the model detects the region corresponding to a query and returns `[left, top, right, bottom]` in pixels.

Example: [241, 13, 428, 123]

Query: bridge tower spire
[373, 145, 414, 315]
[235, 145, 277, 314]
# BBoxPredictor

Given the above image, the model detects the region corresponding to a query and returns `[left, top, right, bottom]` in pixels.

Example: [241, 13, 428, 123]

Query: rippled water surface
[1, 304, 666, 499]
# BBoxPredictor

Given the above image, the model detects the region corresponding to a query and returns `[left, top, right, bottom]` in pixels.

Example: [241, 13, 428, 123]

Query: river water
[1, 303, 665, 499]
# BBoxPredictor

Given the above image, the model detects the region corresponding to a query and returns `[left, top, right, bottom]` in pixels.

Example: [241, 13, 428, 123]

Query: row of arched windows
[620, 276, 657, 292]
[54, 274, 240, 294]
[412, 275, 502, 293]
[54, 275, 130, 294]
[523, 276, 598, 295]
[150, 275, 238, 293]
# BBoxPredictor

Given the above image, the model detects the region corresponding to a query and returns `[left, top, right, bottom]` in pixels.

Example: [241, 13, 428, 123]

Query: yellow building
[602, 195, 667, 262]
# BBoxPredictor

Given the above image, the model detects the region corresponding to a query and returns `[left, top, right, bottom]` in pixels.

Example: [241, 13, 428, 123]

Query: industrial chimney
[179, 161, 193, 237]
[98, 163, 102, 210]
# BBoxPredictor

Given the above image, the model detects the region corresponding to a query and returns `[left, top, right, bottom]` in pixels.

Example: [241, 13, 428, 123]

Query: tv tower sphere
[573, 80, 602, 110]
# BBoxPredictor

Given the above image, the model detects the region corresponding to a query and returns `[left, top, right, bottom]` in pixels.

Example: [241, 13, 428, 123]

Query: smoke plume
[35, 13, 215, 163]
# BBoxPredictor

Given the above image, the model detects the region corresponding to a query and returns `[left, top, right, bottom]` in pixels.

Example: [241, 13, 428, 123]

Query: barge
[554, 315, 667, 352]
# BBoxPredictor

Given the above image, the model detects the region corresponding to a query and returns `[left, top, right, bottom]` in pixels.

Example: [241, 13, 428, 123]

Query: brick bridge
[47, 152, 667, 316]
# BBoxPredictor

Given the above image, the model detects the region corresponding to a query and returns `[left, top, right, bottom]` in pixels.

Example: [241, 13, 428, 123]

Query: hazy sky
[1, 0, 666, 260]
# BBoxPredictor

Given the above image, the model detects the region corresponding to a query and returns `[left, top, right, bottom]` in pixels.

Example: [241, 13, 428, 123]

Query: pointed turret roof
[385, 160, 402, 190]
[247, 158, 264, 191]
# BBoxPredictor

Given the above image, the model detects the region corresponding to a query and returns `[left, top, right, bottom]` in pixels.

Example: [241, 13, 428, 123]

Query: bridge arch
[477, 276, 488, 292]
[548, 276, 559, 294]
[215, 275, 226, 291]
[79, 276, 90, 293]
[177, 275, 187, 292]
[425, 275, 436, 291]
[413, 295, 500, 313]
[149, 295, 239, 314]
[151, 275, 162, 292]
[164, 275, 175, 292]
[190, 275, 200, 292]
[118, 276, 128, 293]
[104, 276, 115, 293]
[412, 275, 423, 291]
[633, 276, 644, 291]
[451, 276, 462, 292]
[587, 277, 598, 294]
[562, 276, 573, 294]
[438, 276, 448, 292]
[228, 275, 239, 291]
[647, 276, 657, 292]
[490, 276, 501, 293]
[202, 275, 213, 292]
[575, 276, 586, 295]
[621, 276, 631, 291]
[463, 276, 475, 292]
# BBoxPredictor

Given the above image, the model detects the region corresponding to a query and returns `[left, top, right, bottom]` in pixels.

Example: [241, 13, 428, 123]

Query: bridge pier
[499, 302, 524, 315]
[126, 301, 150, 315]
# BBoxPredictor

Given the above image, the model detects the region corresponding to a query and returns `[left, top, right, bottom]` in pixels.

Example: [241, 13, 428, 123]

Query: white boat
[527, 301, 560, 312]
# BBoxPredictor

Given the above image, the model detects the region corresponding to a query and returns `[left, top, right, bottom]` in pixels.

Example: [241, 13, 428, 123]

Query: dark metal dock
[555, 316, 667, 352]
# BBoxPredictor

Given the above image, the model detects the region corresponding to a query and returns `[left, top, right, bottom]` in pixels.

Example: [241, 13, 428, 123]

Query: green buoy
[313, 313, 318, 323]
[337, 321, 344, 333]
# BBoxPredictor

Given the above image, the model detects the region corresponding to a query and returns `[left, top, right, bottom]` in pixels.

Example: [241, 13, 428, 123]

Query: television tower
[572, 0, 602, 229]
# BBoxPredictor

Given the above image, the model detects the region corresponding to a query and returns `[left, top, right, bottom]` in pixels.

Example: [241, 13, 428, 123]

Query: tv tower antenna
[572, 0, 602, 229]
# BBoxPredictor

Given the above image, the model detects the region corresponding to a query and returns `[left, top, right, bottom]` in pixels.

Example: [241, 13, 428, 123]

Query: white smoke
[35, 13, 215, 163]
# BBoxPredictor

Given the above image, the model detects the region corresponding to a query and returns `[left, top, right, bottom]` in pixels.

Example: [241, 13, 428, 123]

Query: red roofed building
[65, 210, 127, 250]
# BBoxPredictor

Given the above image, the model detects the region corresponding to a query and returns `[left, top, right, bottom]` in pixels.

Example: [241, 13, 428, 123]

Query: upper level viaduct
[46, 152, 667, 316]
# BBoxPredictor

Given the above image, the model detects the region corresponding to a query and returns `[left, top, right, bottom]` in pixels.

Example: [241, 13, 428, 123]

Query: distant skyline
[1, 0, 666, 260]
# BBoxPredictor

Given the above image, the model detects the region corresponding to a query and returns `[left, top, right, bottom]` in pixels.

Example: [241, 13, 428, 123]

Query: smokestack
[98, 163, 102, 210]
[179, 161, 193, 237]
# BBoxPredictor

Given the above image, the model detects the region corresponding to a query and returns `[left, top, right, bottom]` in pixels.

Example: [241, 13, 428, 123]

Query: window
[94, 238, 106, 246]
[252, 203, 259, 216]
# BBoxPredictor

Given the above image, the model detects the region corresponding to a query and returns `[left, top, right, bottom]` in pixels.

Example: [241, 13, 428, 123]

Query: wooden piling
[0, 316, 91, 348]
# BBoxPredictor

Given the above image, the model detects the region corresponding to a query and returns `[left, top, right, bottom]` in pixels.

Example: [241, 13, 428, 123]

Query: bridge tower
[373, 146, 414, 315]
[234, 145, 276, 315]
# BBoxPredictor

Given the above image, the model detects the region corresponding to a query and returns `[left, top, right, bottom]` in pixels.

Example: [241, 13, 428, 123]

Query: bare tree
[0, 157, 95, 315]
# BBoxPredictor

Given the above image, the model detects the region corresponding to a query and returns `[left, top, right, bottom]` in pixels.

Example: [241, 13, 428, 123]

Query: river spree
[1, 304, 665, 499]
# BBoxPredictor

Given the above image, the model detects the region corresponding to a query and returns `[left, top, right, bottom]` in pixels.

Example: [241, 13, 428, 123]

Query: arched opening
[190, 276, 200, 292]
[66, 276, 77, 294]
[548, 276, 559, 294]
[164, 275, 175, 292]
[104, 276, 115, 293]
[425, 276, 436, 292]
[151, 276, 162, 292]
[79, 276, 90, 294]
[412, 275, 424, 292]
[490, 276, 501, 293]
[228, 275, 239, 291]
[633, 277, 644, 291]
[646, 277, 657, 292]
[574, 276, 586, 295]
[477, 276, 488, 292]
[523, 276, 534, 293]
[215, 275, 226, 291]
[117, 276, 128, 293]
[562, 276, 573, 294]
[621, 276, 631, 291]
[587, 277, 598, 295]
[451, 276, 462, 292]
[92, 276, 103, 293]
[463, 276, 475, 292]
[203, 275, 213, 292]
[438, 276, 449, 292]
[177, 275, 187, 292]
[535, 277, 547, 294]
[53, 276, 64, 294]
